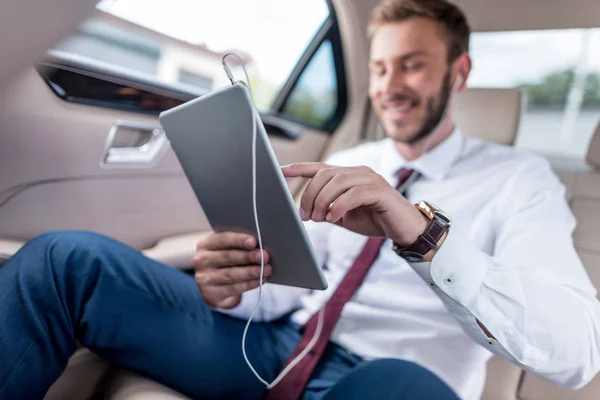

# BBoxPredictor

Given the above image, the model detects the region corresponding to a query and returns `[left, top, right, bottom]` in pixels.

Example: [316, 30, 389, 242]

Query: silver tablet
[159, 83, 328, 291]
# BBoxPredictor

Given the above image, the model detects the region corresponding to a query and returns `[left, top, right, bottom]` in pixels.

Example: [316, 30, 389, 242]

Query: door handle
[100, 120, 169, 168]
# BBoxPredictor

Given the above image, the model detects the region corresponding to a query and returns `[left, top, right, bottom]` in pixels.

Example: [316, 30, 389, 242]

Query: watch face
[403, 254, 424, 263]
[392, 245, 425, 262]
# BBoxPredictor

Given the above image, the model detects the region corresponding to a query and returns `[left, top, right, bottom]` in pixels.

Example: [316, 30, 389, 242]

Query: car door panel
[0, 56, 332, 254]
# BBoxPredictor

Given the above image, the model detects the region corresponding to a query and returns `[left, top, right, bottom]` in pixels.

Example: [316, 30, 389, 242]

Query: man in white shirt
[194, 0, 600, 398]
[1, 0, 599, 399]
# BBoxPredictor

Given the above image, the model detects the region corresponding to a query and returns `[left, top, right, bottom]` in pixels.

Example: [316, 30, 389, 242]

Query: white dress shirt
[220, 129, 600, 399]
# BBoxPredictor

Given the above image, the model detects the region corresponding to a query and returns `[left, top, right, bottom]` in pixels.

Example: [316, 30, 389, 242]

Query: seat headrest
[586, 121, 600, 169]
[453, 88, 523, 146]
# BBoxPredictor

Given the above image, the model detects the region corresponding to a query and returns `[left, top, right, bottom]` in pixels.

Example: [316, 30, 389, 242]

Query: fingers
[298, 167, 337, 221]
[197, 231, 257, 251]
[195, 262, 272, 307]
[299, 166, 375, 222]
[309, 173, 373, 222]
[194, 231, 273, 307]
[194, 248, 269, 269]
[281, 162, 331, 178]
[214, 296, 243, 309]
[326, 186, 376, 223]
[198, 277, 267, 307]
[195, 264, 272, 286]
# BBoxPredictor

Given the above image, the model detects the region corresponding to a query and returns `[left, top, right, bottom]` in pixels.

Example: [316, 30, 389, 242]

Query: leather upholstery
[454, 88, 523, 146]
[106, 370, 191, 400]
[586, 120, 600, 169]
[43, 348, 111, 400]
[519, 371, 600, 400]
[480, 356, 524, 400]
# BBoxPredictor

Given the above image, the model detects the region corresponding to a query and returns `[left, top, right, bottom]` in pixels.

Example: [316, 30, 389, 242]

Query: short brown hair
[368, 0, 471, 62]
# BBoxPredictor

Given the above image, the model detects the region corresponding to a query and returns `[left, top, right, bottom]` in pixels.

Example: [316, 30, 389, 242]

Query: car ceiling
[453, 0, 600, 32]
[354, 0, 600, 33]
[0, 0, 99, 91]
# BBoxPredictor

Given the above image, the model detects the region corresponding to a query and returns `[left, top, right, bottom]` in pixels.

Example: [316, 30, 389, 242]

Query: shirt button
[444, 275, 455, 285]
[429, 280, 436, 288]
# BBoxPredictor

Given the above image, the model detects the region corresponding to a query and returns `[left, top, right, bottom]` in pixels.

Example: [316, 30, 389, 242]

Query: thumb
[215, 295, 242, 309]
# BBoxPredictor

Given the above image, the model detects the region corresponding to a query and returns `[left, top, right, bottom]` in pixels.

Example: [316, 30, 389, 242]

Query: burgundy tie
[265, 168, 416, 400]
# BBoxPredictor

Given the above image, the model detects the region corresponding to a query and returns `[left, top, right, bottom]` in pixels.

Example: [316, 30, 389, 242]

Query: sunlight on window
[93, 0, 329, 110]
[283, 41, 338, 127]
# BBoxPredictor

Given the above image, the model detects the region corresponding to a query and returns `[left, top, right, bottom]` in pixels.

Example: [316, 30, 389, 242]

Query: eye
[370, 65, 386, 77]
[403, 62, 425, 72]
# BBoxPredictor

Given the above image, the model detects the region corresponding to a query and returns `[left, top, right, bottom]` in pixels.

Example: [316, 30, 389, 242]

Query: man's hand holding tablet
[194, 162, 447, 307]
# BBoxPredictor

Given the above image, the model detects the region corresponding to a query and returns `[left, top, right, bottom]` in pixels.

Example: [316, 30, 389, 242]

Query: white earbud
[453, 74, 463, 92]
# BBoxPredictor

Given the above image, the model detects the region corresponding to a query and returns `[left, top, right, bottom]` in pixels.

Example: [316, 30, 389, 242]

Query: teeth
[389, 104, 412, 112]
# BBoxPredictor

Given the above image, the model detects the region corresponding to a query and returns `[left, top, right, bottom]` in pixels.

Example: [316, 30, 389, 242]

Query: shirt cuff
[408, 226, 550, 367]
[410, 225, 490, 309]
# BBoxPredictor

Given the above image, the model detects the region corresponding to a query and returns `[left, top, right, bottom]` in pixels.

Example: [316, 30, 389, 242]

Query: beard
[388, 70, 452, 145]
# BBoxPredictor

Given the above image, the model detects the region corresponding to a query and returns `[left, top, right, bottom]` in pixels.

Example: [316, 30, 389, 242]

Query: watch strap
[393, 211, 450, 261]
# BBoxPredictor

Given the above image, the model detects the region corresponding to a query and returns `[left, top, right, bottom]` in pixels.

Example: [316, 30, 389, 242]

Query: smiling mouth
[383, 99, 418, 123]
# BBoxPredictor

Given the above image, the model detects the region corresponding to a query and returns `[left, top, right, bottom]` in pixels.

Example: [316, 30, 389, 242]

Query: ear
[452, 53, 472, 93]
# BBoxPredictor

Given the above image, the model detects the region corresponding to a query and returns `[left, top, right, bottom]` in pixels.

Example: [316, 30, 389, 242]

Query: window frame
[39, 0, 348, 132]
[270, 0, 348, 133]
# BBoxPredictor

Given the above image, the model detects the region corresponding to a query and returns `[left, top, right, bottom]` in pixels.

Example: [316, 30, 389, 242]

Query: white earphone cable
[221, 54, 324, 390]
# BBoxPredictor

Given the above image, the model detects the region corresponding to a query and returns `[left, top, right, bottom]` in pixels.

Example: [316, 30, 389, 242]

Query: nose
[380, 68, 406, 97]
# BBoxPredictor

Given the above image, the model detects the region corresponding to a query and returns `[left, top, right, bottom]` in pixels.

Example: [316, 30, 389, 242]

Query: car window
[55, 0, 330, 113]
[281, 39, 338, 128]
[469, 28, 600, 160]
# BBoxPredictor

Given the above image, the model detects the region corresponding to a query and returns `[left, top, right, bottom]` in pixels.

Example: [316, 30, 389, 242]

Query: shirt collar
[379, 127, 465, 183]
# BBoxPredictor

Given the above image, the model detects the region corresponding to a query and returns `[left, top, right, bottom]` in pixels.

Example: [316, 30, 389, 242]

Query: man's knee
[19, 231, 113, 276]
[356, 358, 435, 381]
[326, 359, 458, 400]
[29, 230, 109, 254]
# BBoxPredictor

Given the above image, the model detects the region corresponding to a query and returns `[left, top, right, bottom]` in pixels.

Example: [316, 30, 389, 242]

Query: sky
[97, 0, 329, 85]
[97, 0, 600, 88]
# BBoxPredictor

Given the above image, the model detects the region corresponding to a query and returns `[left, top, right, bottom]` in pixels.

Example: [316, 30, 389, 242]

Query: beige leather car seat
[454, 88, 524, 146]
[44, 347, 112, 400]
[510, 121, 600, 400]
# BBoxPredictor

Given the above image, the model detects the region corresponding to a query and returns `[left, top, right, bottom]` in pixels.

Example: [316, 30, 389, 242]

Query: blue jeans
[0, 231, 460, 400]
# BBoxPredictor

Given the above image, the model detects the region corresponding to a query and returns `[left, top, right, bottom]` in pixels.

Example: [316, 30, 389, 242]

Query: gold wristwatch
[392, 201, 451, 262]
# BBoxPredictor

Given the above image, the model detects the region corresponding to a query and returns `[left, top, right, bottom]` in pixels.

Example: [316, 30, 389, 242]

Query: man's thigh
[106, 319, 303, 400]
[62, 233, 301, 400]
[0, 231, 299, 400]
[120, 308, 298, 400]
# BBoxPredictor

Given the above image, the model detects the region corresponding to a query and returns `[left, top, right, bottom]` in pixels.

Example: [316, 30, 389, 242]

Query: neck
[393, 117, 455, 161]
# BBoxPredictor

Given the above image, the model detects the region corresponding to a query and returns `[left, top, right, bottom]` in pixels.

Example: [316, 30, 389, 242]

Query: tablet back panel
[160, 83, 327, 290]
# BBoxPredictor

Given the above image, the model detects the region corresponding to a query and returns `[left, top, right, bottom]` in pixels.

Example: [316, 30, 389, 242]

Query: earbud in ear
[453, 74, 463, 91]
